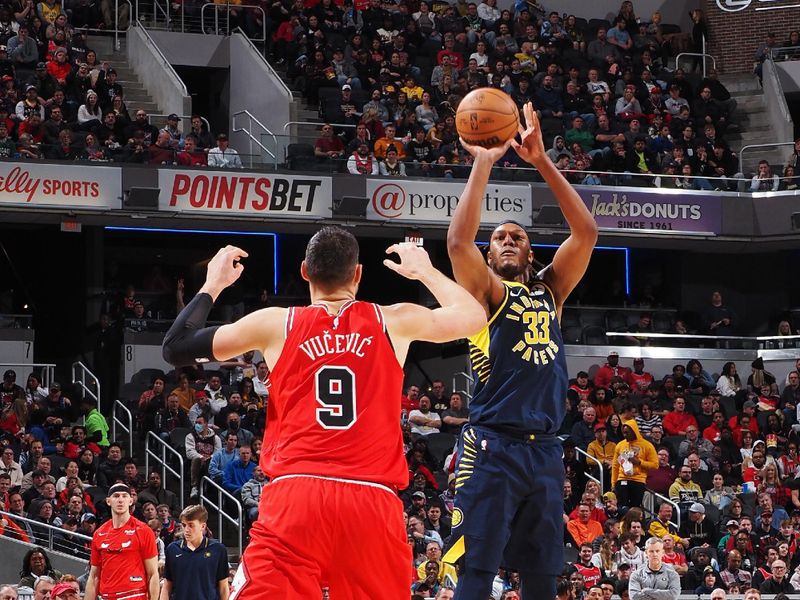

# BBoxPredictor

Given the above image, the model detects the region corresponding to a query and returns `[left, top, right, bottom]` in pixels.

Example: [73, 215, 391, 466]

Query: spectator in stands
[409, 394, 442, 436]
[7, 25, 38, 72]
[77, 448, 96, 485]
[186, 414, 220, 499]
[138, 470, 179, 516]
[20, 458, 55, 494]
[587, 422, 615, 483]
[222, 444, 254, 497]
[568, 504, 604, 546]
[571, 406, 597, 450]
[219, 412, 253, 447]
[206, 133, 242, 169]
[760, 560, 795, 593]
[122, 459, 146, 492]
[96, 442, 125, 490]
[373, 124, 405, 160]
[702, 291, 737, 337]
[148, 130, 177, 165]
[313, 123, 345, 160]
[19, 548, 62, 588]
[208, 432, 238, 484]
[595, 352, 630, 390]
[240, 465, 266, 522]
[611, 420, 657, 509]
[662, 397, 697, 436]
[440, 392, 469, 435]
[0, 446, 22, 488]
[750, 160, 779, 192]
[629, 536, 680, 600]
[155, 393, 190, 442]
[379, 145, 406, 176]
[669, 464, 702, 508]
[177, 136, 207, 166]
[347, 141, 378, 175]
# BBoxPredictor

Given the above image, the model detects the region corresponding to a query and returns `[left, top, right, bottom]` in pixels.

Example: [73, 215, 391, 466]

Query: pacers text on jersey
[298, 330, 374, 360]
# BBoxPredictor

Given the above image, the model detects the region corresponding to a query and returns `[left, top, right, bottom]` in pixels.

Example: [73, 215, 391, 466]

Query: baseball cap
[594, 422, 607, 431]
[726, 519, 739, 528]
[2, 369, 14, 378]
[1, 75, 12, 82]
[25, 85, 37, 92]
[689, 502, 705, 514]
[633, 357, 644, 363]
[341, 84, 352, 91]
[704, 566, 714, 574]
[603, 491, 617, 501]
[743, 400, 756, 410]
[167, 113, 179, 121]
[36, 62, 46, 69]
[50, 584, 77, 599]
[761, 509, 773, 516]
[80, 512, 97, 523]
[50, 382, 61, 391]
[412, 491, 426, 499]
[608, 351, 619, 357]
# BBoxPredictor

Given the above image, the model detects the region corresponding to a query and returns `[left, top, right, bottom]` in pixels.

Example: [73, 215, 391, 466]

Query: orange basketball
[455, 88, 520, 149]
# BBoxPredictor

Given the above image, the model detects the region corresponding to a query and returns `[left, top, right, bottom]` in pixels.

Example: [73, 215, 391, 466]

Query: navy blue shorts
[443, 425, 565, 575]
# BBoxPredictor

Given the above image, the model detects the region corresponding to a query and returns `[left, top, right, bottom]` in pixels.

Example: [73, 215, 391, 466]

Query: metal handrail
[739, 141, 796, 175]
[112, 400, 134, 459]
[769, 45, 800, 62]
[200, 476, 242, 558]
[674, 52, 716, 78]
[231, 27, 290, 95]
[0, 363, 55, 388]
[575, 446, 604, 495]
[150, 0, 171, 30]
[72, 361, 100, 412]
[148, 114, 211, 131]
[0, 508, 93, 554]
[451, 371, 474, 402]
[201, 4, 266, 43]
[145, 431, 185, 510]
[606, 331, 800, 342]
[232, 110, 278, 167]
[134, 21, 189, 96]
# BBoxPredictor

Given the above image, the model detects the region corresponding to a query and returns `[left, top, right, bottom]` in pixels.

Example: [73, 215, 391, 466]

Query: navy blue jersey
[467, 279, 568, 433]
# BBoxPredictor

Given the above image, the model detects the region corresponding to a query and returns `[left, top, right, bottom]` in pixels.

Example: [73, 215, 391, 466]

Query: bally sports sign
[0, 163, 120, 209]
[365, 179, 533, 225]
[158, 169, 332, 218]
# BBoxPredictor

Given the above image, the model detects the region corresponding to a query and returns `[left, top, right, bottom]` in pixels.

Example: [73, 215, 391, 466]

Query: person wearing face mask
[184, 415, 221, 499]
[219, 412, 253, 447]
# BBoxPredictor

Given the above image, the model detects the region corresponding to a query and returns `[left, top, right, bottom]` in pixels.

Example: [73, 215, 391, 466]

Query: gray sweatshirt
[629, 563, 681, 600]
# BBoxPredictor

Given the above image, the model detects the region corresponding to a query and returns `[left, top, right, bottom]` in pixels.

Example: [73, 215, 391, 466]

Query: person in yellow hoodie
[612, 419, 658, 509]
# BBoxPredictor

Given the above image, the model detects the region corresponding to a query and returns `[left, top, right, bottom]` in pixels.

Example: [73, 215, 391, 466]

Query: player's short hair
[180, 504, 209, 524]
[304, 226, 359, 290]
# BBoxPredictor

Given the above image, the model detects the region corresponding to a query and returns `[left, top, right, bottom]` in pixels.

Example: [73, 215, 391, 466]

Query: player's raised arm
[512, 102, 598, 310]
[162, 245, 286, 367]
[382, 243, 486, 362]
[446, 138, 512, 311]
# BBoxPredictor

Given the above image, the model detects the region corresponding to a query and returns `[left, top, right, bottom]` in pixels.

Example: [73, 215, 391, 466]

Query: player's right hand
[203, 245, 248, 294]
[511, 102, 547, 167]
[459, 135, 513, 166]
[383, 243, 434, 281]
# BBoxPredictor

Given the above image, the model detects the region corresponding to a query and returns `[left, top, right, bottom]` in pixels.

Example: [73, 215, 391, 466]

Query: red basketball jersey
[261, 300, 407, 489]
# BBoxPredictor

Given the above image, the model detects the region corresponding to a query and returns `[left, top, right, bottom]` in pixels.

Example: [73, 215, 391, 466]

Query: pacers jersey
[467, 280, 568, 433]
[262, 301, 408, 489]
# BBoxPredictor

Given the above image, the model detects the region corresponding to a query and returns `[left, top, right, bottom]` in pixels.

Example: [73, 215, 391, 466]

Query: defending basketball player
[443, 102, 598, 600]
[162, 229, 486, 598]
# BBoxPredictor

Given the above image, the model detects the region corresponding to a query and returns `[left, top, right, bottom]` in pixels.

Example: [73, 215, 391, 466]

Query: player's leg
[444, 427, 523, 600]
[231, 477, 330, 599]
[503, 442, 565, 600]
[326, 481, 412, 599]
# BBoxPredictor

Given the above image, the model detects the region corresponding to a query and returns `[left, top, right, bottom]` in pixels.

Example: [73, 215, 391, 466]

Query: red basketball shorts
[229, 474, 412, 600]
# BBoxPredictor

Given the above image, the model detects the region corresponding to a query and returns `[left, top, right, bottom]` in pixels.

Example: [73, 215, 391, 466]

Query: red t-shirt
[90, 516, 157, 597]
[263, 301, 408, 489]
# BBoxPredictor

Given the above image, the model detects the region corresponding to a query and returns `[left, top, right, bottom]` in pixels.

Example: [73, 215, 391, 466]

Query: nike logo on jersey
[100, 543, 110, 548]
[122, 541, 132, 548]
[175, 554, 182, 558]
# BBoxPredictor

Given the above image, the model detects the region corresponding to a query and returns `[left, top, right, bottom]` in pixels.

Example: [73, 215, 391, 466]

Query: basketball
[455, 88, 520, 149]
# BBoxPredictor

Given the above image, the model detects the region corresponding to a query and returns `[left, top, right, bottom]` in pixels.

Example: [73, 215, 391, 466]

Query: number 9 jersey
[261, 301, 408, 489]
[467, 280, 568, 434]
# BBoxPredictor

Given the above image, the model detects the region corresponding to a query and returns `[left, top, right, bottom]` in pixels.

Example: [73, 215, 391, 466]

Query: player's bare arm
[144, 556, 159, 600]
[158, 579, 172, 600]
[512, 102, 598, 312]
[218, 577, 230, 600]
[82, 566, 100, 600]
[381, 243, 486, 365]
[162, 246, 288, 369]
[447, 139, 513, 313]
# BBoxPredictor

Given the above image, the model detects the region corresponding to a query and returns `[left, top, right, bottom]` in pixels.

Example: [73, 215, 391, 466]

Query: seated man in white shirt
[408, 394, 442, 436]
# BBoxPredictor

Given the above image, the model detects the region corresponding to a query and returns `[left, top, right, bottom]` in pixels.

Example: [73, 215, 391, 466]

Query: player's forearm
[162, 293, 220, 366]
[149, 570, 161, 600]
[158, 579, 171, 600]
[418, 268, 486, 335]
[83, 573, 98, 600]
[448, 156, 492, 248]
[537, 159, 598, 239]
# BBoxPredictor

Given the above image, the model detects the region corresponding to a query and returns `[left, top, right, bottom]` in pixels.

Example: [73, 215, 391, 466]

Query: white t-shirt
[409, 409, 441, 435]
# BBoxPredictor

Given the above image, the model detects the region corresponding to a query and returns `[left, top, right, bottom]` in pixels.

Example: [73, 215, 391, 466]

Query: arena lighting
[477, 241, 631, 296]
[104, 226, 279, 294]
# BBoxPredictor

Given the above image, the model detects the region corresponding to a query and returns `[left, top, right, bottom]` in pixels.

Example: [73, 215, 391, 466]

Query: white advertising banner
[0, 163, 121, 209]
[159, 169, 332, 219]
[365, 178, 532, 225]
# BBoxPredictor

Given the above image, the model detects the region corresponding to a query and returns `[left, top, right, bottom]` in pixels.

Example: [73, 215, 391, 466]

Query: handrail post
[574, 447, 604, 495]
[115, 0, 119, 51]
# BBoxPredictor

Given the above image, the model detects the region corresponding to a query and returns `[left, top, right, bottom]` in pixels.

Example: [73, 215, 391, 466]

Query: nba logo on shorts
[470, 113, 479, 131]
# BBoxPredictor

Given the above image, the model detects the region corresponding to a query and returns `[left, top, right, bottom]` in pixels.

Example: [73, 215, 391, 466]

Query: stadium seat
[426, 432, 457, 464]
[653, 312, 674, 332]
[169, 427, 192, 455]
[663, 435, 683, 456]
[582, 326, 607, 345]
[605, 311, 627, 332]
[85, 485, 107, 507]
[579, 310, 605, 328]
[563, 326, 583, 345]
[120, 382, 146, 408]
[287, 143, 315, 169]
[738, 492, 757, 517]
[48, 455, 71, 476]
[561, 309, 580, 328]
[717, 395, 736, 417]
[587, 18, 611, 32]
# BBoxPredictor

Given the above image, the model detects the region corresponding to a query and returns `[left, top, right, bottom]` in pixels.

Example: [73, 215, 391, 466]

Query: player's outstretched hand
[383, 243, 434, 281]
[511, 102, 546, 168]
[204, 245, 248, 294]
[460, 136, 513, 166]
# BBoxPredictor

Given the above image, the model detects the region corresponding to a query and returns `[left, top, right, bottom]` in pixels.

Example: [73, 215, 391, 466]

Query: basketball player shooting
[443, 102, 598, 600]
[162, 229, 486, 598]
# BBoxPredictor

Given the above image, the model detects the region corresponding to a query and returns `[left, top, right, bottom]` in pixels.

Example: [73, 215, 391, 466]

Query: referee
[159, 505, 229, 600]
[84, 483, 160, 600]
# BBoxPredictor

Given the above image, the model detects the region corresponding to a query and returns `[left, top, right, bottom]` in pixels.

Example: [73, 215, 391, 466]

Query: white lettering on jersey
[298, 330, 373, 360]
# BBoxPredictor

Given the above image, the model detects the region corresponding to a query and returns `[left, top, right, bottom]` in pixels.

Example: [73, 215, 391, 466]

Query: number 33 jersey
[467, 280, 568, 434]
[261, 301, 408, 489]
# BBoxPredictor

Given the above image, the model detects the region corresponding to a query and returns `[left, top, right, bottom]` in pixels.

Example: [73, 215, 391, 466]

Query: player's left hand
[203, 245, 248, 295]
[511, 102, 547, 167]
[383, 243, 434, 281]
